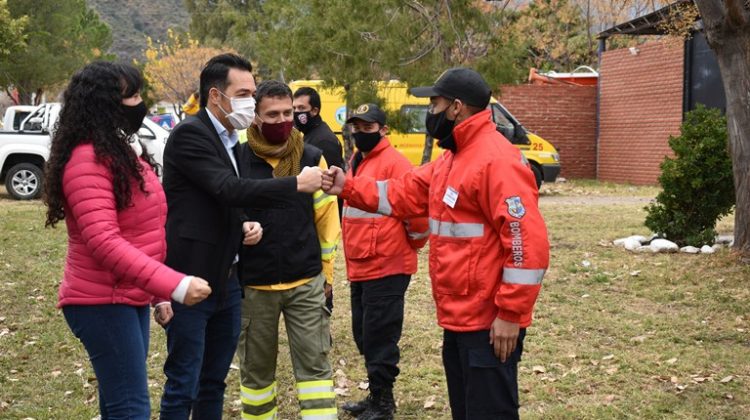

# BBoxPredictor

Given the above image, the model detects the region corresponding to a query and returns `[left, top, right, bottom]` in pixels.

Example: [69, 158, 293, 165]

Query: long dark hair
[44, 61, 157, 227]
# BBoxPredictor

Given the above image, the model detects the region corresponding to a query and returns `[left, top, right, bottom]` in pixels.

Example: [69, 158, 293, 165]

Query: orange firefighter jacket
[342, 138, 429, 281]
[341, 110, 549, 331]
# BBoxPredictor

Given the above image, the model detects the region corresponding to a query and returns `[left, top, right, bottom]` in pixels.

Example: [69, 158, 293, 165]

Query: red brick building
[597, 39, 685, 184]
[497, 1, 724, 185]
[497, 84, 597, 179]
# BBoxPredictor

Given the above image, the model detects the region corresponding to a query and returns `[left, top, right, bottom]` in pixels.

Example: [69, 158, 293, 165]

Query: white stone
[650, 239, 679, 253]
[614, 235, 648, 247]
[680, 246, 700, 254]
[623, 238, 643, 250]
[700, 245, 715, 254]
[715, 235, 734, 245]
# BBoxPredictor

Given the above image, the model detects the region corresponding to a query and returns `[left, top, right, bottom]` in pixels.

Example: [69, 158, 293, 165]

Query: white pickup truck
[0, 103, 168, 200]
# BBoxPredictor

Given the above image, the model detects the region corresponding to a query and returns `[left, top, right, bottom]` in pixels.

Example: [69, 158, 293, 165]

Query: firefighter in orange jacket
[339, 103, 429, 420]
[323, 68, 549, 420]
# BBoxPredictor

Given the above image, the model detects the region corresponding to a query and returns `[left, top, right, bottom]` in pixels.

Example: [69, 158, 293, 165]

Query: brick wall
[498, 84, 597, 179]
[598, 39, 684, 184]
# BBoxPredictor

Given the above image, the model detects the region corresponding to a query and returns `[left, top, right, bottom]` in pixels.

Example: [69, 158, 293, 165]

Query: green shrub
[644, 105, 735, 246]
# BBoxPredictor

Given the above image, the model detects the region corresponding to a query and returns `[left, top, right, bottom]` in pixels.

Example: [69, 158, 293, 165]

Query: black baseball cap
[346, 103, 386, 125]
[410, 67, 491, 108]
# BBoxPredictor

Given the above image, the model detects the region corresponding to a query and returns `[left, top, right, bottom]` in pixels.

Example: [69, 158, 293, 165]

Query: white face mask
[217, 91, 256, 130]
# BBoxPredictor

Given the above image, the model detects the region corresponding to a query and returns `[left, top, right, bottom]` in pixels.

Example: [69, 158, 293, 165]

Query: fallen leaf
[358, 381, 369, 390]
[630, 335, 647, 343]
[603, 395, 615, 404]
[720, 375, 734, 383]
[630, 270, 641, 277]
[666, 358, 678, 365]
[338, 358, 347, 367]
[692, 377, 707, 383]
[51, 370, 62, 378]
[229, 364, 239, 370]
[64, 391, 73, 397]
[423, 395, 436, 409]
[581, 294, 590, 298]
[602, 354, 615, 361]
[85, 394, 96, 404]
[605, 367, 618, 375]
[532, 365, 546, 374]
[725, 393, 734, 400]
[0, 317, 6, 322]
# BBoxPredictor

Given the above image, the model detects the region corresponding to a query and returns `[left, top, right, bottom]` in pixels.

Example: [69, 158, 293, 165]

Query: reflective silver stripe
[342, 207, 383, 219]
[407, 229, 430, 240]
[428, 218, 484, 238]
[376, 181, 392, 216]
[301, 415, 337, 420]
[503, 268, 545, 285]
[320, 246, 335, 255]
[313, 192, 334, 205]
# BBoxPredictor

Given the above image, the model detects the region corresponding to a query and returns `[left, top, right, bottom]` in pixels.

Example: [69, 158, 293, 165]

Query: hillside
[87, 0, 191, 62]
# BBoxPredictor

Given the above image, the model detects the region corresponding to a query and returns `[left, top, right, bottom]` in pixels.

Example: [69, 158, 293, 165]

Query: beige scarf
[246, 125, 304, 177]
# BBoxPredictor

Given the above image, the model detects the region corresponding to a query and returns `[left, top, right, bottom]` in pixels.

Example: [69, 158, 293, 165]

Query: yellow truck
[288, 80, 561, 187]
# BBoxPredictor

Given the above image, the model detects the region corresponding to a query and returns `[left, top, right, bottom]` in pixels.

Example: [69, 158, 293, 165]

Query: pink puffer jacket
[57, 143, 184, 307]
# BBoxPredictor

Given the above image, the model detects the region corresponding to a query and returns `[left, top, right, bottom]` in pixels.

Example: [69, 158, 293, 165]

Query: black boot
[357, 389, 395, 420]
[342, 393, 373, 416]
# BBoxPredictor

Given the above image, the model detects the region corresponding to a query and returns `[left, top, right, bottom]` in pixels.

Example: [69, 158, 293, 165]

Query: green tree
[187, 0, 525, 90]
[0, 0, 111, 104]
[0, 0, 27, 59]
[510, 0, 593, 72]
[644, 106, 735, 247]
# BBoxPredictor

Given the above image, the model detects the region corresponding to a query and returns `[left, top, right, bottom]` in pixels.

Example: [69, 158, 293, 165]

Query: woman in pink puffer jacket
[43, 62, 211, 419]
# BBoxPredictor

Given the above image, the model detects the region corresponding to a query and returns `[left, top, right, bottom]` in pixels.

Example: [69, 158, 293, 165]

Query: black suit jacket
[162, 109, 297, 296]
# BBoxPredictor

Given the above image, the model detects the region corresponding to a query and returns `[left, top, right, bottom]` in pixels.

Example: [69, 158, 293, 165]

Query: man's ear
[310, 107, 320, 117]
[209, 87, 221, 106]
[380, 124, 389, 136]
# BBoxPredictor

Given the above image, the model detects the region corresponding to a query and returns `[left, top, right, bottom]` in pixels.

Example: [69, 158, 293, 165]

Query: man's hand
[322, 166, 345, 195]
[243, 221, 263, 245]
[324, 283, 332, 300]
[489, 318, 520, 362]
[154, 303, 174, 327]
[184, 277, 212, 306]
[297, 166, 323, 193]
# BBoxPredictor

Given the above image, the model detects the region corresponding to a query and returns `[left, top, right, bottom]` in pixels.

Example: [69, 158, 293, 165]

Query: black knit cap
[409, 67, 491, 108]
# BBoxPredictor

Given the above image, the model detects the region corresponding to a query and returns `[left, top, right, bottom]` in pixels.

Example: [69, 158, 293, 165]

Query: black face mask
[353, 131, 382, 152]
[425, 107, 456, 151]
[293, 111, 312, 132]
[122, 102, 148, 135]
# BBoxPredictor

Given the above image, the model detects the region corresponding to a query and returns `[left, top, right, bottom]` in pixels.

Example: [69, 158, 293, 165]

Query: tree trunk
[694, 0, 750, 258]
[717, 38, 750, 258]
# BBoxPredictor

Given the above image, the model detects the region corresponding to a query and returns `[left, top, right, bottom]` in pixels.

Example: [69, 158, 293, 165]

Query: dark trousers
[160, 270, 242, 419]
[63, 304, 151, 420]
[350, 274, 410, 392]
[442, 328, 526, 420]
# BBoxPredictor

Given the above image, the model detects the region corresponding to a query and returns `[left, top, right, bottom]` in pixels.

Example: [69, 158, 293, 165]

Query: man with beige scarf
[236, 80, 340, 420]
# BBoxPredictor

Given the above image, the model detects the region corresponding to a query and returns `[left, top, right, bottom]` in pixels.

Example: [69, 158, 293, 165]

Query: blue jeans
[160, 273, 241, 419]
[63, 304, 151, 420]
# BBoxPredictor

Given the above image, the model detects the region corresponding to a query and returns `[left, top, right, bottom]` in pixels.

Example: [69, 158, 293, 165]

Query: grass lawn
[0, 181, 747, 419]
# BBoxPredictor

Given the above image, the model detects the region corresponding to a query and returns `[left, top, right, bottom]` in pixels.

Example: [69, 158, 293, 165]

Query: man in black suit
[154, 53, 323, 419]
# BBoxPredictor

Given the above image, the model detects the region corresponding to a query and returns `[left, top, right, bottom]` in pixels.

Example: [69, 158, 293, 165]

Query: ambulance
[288, 80, 561, 187]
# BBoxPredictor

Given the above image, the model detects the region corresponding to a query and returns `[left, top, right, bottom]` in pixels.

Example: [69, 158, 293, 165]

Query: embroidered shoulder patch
[505, 196, 526, 219]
